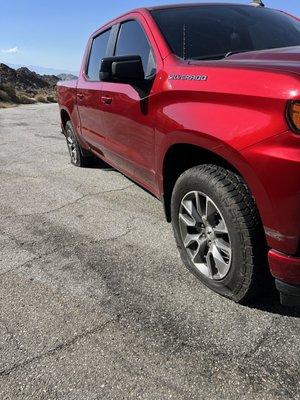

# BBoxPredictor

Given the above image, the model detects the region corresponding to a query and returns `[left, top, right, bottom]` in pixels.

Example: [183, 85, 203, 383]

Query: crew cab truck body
[57, 3, 300, 307]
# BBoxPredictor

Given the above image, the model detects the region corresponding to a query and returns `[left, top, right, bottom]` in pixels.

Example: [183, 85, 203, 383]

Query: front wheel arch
[161, 143, 241, 222]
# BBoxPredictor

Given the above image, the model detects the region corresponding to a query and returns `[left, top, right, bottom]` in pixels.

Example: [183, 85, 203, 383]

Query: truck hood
[191, 46, 300, 76]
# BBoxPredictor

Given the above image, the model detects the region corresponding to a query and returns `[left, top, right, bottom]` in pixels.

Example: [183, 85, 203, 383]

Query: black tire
[64, 120, 93, 167]
[171, 164, 269, 303]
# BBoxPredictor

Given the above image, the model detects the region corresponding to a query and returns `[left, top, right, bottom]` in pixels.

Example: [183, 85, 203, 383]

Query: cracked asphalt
[0, 103, 299, 400]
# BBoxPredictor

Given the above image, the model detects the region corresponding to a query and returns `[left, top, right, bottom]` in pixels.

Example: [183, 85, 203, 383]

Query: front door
[99, 20, 158, 192]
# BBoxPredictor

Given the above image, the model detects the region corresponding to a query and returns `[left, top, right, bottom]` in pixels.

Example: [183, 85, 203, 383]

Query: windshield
[151, 5, 300, 60]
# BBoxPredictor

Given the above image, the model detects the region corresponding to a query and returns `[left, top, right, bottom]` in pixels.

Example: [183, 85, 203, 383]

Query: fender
[156, 127, 296, 253]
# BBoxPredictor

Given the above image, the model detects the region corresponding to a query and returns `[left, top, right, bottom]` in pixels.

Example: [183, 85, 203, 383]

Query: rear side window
[87, 29, 111, 80]
[115, 20, 156, 77]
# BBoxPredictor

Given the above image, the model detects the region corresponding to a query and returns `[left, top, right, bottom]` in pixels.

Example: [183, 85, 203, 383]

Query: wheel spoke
[211, 243, 230, 277]
[213, 219, 228, 235]
[179, 212, 196, 227]
[215, 238, 231, 259]
[184, 233, 200, 248]
[206, 250, 214, 279]
[194, 191, 203, 216]
[205, 197, 217, 224]
[197, 194, 207, 219]
[190, 237, 207, 264]
[182, 197, 202, 224]
[72, 149, 77, 163]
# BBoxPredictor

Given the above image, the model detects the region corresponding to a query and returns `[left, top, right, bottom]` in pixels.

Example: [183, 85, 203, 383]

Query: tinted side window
[115, 20, 155, 77]
[87, 29, 111, 80]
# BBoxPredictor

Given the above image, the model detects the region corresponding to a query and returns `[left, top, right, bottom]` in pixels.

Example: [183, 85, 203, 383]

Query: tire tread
[172, 164, 269, 303]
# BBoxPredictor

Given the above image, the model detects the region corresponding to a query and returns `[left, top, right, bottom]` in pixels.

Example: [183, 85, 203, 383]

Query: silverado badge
[168, 74, 208, 81]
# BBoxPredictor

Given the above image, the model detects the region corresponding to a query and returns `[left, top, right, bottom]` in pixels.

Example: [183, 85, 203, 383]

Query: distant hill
[6, 63, 78, 77]
[57, 73, 78, 81]
[0, 63, 59, 107]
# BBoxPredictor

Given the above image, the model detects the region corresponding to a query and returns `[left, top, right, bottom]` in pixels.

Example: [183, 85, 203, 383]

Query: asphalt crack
[0, 319, 22, 351]
[0, 222, 134, 278]
[2, 184, 135, 219]
[0, 318, 116, 377]
[243, 318, 276, 360]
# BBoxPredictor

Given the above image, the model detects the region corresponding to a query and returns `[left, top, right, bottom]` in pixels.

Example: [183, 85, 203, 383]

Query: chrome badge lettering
[168, 74, 208, 81]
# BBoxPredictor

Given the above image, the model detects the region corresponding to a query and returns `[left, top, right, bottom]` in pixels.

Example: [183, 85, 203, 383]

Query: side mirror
[100, 55, 144, 82]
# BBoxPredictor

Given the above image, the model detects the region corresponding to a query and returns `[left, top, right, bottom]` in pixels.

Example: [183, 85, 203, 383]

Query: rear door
[76, 27, 113, 152]
[99, 19, 158, 191]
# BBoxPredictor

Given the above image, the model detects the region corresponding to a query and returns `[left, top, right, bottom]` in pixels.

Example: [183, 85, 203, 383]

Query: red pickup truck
[57, 3, 300, 307]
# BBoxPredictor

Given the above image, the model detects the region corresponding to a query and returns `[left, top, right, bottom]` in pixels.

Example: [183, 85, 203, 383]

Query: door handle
[101, 96, 112, 105]
[77, 93, 84, 100]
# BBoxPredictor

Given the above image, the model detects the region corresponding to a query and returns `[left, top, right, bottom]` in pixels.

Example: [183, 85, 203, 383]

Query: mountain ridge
[6, 63, 78, 77]
[0, 63, 77, 108]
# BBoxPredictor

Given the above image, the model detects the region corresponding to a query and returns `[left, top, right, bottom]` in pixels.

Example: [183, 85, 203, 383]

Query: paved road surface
[0, 104, 299, 400]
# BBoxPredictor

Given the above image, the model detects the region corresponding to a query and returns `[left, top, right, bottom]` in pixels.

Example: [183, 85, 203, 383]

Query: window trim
[113, 18, 157, 79]
[84, 27, 112, 82]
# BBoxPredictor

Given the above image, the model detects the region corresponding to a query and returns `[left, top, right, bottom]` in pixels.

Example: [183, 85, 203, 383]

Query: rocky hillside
[0, 63, 60, 107]
[57, 73, 78, 81]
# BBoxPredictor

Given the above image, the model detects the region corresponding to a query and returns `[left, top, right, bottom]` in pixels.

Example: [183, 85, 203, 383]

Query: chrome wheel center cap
[205, 226, 214, 241]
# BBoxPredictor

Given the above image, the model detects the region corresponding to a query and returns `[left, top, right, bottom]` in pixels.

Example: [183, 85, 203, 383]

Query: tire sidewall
[171, 170, 253, 302]
[65, 121, 81, 166]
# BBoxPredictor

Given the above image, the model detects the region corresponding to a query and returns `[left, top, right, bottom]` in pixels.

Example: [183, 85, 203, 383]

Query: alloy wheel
[179, 191, 232, 280]
[66, 129, 78, 164]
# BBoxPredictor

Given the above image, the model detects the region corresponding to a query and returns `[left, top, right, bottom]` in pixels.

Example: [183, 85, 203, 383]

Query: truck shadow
[86, 157, 116, 171]
[248, 286, 300, 317]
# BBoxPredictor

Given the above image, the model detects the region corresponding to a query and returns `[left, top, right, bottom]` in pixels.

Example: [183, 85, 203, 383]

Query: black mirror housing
[100, 55, 144, 82]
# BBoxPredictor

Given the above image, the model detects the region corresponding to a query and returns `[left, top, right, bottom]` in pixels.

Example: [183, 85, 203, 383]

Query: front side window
[151, 6, 300, 60]
[87, 29, 111, 80]
[115, 20, 156, 77]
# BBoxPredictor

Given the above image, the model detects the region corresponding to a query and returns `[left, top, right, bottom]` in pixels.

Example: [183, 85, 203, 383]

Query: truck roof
[145, 3, 257, 11]
[90, 3, 267, 38]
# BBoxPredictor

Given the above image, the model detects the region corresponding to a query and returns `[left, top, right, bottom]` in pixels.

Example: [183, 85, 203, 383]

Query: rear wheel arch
[60, 109, 71, 128]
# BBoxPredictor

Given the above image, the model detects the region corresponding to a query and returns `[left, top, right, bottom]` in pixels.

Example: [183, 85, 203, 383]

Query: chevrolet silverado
[57, 2, 300, 307]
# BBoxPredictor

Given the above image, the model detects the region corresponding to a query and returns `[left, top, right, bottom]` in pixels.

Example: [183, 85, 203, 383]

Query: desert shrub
[18, 95, 37, 104]
[0, 89, 11, 102]
[0, 102, 16, 109]
[0, 83, 19, 102]
[46, 95, 57, 103]
[35, 94, 48, 103]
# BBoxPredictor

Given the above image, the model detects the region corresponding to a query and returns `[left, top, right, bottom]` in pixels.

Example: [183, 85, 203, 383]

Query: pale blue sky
[1, 0, 299, 73]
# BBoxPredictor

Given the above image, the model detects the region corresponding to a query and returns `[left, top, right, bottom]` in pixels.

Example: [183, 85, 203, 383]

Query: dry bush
[0, 101, 16, 109]
[46, 95, 57, 103]
[0, 83, 19, 102]
[18, 95, 37, 104]
[0, 89, 11, 102]
[35, 94, 48, 103]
